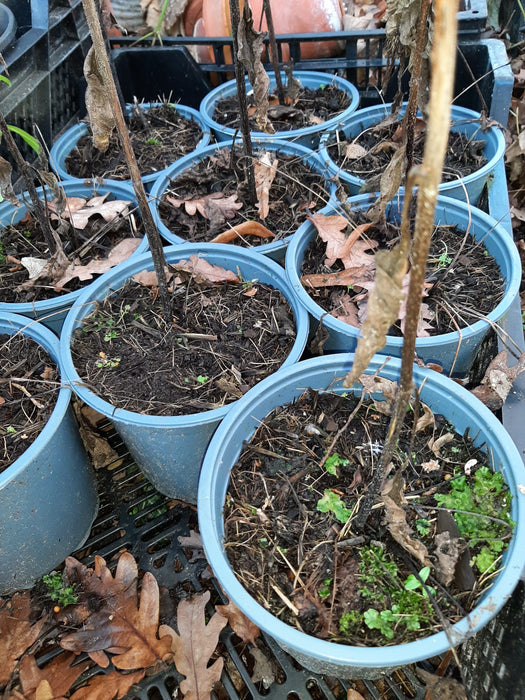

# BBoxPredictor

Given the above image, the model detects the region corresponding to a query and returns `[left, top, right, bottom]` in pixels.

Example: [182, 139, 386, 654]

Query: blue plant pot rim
[0, 313, 72, 486]
[149, 139, 334, 256]
[197, 353, 525, 669]
[59, 243, 309, 426]
[199, 71, 360, 141]
[319, 103, 506, 193]
[286, 194, 522, 351]
[0, 181, 147, 318]
[49, 102, 211, 187]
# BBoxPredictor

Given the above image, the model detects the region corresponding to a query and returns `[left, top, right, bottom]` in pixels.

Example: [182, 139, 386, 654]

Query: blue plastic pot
[49, 103, 211, 192]
[149, 140, 335, 263]
[318, 104, 505, 206]
[59, 244, 309, 503]
[197, 353, 525, 679]
[199, 71, 360, 149]
[285, 195, 522, 377]
[0, 312, 98, 594]
[0, 180, 148, 334]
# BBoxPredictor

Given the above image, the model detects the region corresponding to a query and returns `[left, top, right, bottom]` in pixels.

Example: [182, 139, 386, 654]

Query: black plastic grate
[70, 423, 432, 700]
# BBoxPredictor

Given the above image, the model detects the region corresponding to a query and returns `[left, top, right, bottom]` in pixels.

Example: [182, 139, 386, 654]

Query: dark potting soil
[0, 333, 59, 473]
[213, 84, 351, 133]
[158, 146, 331, 246]
[65, 103, 204, 181]
[326, 123, 487, 186]
[0, 198, 142, 303]
[71, 272, 296, 416]
[224, 387, 514, 647]
[301, 214, 504, 338]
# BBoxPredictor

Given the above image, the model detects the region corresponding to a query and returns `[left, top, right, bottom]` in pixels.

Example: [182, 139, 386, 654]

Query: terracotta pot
[200, 0, 344, 62]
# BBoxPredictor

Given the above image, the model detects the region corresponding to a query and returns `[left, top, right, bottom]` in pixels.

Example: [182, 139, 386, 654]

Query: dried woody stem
[353, 0, 459, 532]
[262, 0, 285, 104]
[403, 0, 431, 173]
[0, 112, 57, 254]
[81, 0, 172, 318]
[229, 0, 258, 205]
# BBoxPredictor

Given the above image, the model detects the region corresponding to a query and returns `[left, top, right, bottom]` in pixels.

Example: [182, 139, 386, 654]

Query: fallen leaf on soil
[210, 220, 275, 243]
[254, 152, 278, 219]
[177, 530, 207, 562]
[171, 255, 240, 283]
[416, 403, 435, 432]
[470, 350, 525, 410]
[301, 264, 375, 290]
[83, 46, 115, 152]
[433, 531, 460, 587]
[365, 146, 405, 222]
[18, 653, 89, 700]
[166, 192, 243, 229]
[344, 244, 408, 386]
[331, 292, 360, 326]
[427, 433, 454, 457]
[0, 592, 48, 686]
[60, 553, 173, 670]
[306, 212, 350, 266]
[48, 194, 132, 230]
[0, 155, 18, 206]
[20, 257, 48, 279]
[53, 238, 141, 290]
[381, 473, 432, 568]
[215, 600, 260, 646]
[422, 459, 441, 473]
[159, 591, 227, 700]
[358, 374, 398, 415]
[345, 143, 368, 160]
[69, 669, 145, 700]
[416, 667, 467, 700]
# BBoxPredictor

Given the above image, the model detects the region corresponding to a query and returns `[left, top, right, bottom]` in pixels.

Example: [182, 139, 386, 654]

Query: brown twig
[81, 0, 172, 319]
[229, 0, 257, 206]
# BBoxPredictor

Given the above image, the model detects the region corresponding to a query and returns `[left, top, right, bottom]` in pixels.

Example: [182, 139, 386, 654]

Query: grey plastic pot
[49, 102, 212, 192]
[0, 4, 16, 52]
[0, 312, 98, 594]
[319, 103, 505, 206]
[285, 195, 522, 377]
[197, 353, 525, 679]
[199, 71, 360, 149]
[0, 180, 148, 334]
[149, 139, 335, 263]
[59, 244, 309, 503]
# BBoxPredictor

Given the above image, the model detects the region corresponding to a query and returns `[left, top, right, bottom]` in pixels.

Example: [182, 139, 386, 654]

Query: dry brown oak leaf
[160, 590, 227, 700]
[215, 600, 260, 646]
[15, 652, 89, 700]
[59, 553, 173, 671]
[69, 669, 146, 700]
[0, 591, 48, 686]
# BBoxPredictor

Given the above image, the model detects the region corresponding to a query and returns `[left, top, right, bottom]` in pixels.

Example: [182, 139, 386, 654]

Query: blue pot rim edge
[49, 102, 212, 186]
[285, 194, 522, 351]
[58, 243, 310, 426]
[0, 313, 73, 486]
[318, 103, 506, 191]
[199, 71, 361, 141]
[197, 352, 525, 670]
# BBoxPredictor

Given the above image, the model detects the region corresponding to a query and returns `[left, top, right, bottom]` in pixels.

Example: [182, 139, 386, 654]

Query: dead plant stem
[81, 0, 172, 318]
[354, 0, 459, 532]
[229, 0, 258, 205]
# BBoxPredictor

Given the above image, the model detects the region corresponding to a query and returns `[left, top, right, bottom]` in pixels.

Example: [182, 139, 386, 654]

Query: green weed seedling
[323, 452, 349, 476]
[42, 572, 78, 607]
[434, 465, 514, 573]
[317, 490, 353, 523]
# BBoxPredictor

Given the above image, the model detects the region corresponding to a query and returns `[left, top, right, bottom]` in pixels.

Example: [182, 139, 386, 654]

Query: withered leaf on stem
[254, 152, 278, 220]
[343, 244, 408, 386]
[160, 590, 227, 700]
[470, 350, 525, 410]
[83, 46, 116, 152]
[237, 4, 274, 134]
